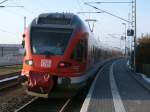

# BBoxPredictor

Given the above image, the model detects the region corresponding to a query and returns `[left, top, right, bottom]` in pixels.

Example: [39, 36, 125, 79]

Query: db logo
[41, 59, 52, 68]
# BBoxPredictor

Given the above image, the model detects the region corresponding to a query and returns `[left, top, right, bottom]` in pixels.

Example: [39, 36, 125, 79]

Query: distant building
[0, 44, 22, 57]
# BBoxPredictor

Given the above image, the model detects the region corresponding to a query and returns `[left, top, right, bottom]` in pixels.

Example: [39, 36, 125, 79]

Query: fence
[0, 45, 23, 66]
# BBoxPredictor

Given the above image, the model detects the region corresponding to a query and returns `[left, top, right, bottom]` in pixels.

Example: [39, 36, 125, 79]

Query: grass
[0, 65, 22, 76]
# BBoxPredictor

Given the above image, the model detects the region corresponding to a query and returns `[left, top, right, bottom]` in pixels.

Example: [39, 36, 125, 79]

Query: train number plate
[41, 59, 52, 68]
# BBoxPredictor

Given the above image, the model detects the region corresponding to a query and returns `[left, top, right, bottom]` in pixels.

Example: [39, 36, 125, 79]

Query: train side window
[71, 40, 86, 62]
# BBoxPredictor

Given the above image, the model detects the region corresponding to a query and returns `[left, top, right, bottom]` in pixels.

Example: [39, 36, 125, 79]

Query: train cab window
[71, 40, 87, 62]
[31, 28, 73, 55]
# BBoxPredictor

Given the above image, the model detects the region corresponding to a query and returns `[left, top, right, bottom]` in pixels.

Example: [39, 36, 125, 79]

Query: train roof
[31, 13, 84, 28]
[38, 13, 74, 20]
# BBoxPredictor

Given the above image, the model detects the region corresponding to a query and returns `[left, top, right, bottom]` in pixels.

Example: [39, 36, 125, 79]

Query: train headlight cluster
[25, 59, 33, 66]
[58, 61, 72, 68]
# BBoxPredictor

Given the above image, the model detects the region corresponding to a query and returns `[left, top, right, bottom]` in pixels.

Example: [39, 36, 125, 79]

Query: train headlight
[25, 59, 33, 66]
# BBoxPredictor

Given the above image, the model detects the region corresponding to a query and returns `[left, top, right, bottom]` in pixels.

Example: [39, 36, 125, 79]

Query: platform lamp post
[122, 23, 127, 57]
[133, 0, 137, 72]
[24, 16, 26, 32]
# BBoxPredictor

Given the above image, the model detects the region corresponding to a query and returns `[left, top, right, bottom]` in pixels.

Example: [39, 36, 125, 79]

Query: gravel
[0, 85, 34, 112]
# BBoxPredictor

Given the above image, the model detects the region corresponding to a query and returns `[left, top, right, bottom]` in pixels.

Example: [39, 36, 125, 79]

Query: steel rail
[14, 97, 39, 112]
[15, 97, 72, 112]
[0, 74, 20, 90]
[59, 98, 71, 112]
[0, 75, 19, 83]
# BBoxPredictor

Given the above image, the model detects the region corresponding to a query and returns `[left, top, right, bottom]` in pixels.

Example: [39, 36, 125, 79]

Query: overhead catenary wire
[0, 0, 22, 36]
[0, 28, 19, 36]
[0, 0, 9, 4]
[0, 5, 23, 7]
[3, 10, 24, 18]
[0, 0, 39, 37]
[77, 0, 99, 32]
[0, 0, 37, 44]
[0, 6, 26, 18]
[21, 7, 37, 15]
[77, 11, 103, 14]
[0, 0, 24, 8]
[85, 2, 131, 23]
[38, 0, 51, 11]
[10, 0, 37, 15]
[76, 0, 84, 12]
[76, 0, 89, 19]
[5, 0, 36, 19]
[86, 1, 133, 4]
[0, 0, 25, 17]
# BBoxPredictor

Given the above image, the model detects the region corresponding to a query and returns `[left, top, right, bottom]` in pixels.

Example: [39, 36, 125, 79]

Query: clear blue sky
[0, 0, 149, 49]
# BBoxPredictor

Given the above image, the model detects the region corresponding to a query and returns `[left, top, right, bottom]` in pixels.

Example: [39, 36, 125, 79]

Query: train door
[71, 40, 87, 61]
[71, 39, 87, 71]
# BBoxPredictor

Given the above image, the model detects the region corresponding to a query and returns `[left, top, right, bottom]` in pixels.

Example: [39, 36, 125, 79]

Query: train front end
[21, 13, 88, 98]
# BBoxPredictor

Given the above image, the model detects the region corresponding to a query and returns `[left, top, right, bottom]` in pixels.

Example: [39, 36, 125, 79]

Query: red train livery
[21, 13, 101, 98]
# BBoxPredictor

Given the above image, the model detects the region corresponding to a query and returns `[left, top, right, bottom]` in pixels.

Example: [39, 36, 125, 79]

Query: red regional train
[21, 13, 101, 98]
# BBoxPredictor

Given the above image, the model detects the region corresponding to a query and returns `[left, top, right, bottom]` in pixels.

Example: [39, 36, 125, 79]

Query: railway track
[0, 65, 21, 76]
[0, 64, 21, 68]
[9, 60, 114, 112]
[14, 74, 94, 112]
[13, 63, 107, 112]
[0, 74, 20, 90]
[15, 97, 72, 112]
[14, 86, 90, 112]
[0, 64, 22, 90]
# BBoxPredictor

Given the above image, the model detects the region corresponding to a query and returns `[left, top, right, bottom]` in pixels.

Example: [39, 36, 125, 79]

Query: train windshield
[31, 28, 73, 55]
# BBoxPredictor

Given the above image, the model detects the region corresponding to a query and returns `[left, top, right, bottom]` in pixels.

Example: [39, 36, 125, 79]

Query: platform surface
[81, 59, 150, 112]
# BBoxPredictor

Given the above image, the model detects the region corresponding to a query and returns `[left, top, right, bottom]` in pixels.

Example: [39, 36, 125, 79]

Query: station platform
[80, 59, 150, 112]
